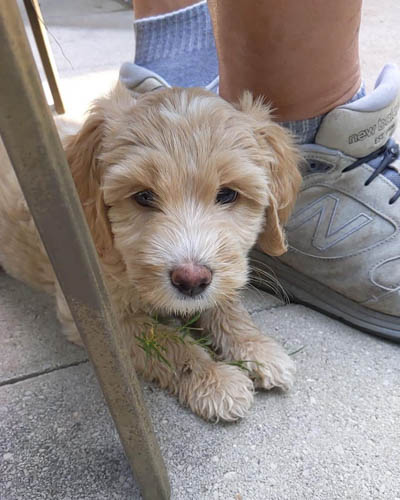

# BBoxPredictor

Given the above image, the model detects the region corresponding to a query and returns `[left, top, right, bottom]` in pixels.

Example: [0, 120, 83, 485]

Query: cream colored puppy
[0, 85, 301, 421]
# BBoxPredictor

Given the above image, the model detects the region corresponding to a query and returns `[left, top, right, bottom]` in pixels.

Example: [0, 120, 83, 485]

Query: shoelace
[342, 141, 400, 204]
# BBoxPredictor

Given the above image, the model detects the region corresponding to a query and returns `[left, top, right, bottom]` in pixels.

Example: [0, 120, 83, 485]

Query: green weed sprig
[135, 313, 207, 370]
[135, 313, 264, 373]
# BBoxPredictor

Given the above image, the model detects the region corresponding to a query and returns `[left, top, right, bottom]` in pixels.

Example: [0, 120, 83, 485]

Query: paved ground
[1, 1, 399, 499]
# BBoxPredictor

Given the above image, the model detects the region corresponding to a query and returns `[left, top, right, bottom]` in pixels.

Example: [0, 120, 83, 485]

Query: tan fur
[0, 85, 301, 421]
[238, 92, 302, 256]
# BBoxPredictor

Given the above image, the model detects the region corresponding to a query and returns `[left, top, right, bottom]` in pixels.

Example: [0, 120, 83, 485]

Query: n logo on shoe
[286, 190, 395, 258]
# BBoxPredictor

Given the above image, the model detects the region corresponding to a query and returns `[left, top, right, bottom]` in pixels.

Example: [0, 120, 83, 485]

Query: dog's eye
[216, 188, 238, 205]
[133, 190, 156, 207]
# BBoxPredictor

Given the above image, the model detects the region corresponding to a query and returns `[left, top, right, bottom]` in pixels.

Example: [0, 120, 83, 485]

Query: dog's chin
[149, 294, 213, 318]
[138, 285, 218, 318]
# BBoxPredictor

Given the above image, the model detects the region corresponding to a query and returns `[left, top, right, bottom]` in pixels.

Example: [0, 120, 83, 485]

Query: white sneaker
[253, 64, 400, 342]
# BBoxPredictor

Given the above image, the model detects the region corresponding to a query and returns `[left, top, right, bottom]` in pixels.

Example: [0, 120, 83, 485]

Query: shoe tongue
[119, 63, 170, 94]
[315, 64, 400, 158]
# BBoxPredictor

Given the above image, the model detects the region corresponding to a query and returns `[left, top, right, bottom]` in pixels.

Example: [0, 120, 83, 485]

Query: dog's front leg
[55, 289, 254, 421]
[121, 316, 254, 422]
[200, 299, 295, 391]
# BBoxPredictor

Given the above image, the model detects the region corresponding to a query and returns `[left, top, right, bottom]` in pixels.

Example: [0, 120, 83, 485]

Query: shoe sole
[250, 250, 400, 343]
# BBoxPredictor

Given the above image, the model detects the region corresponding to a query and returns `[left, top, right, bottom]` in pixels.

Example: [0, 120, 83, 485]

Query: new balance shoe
[253, 64, 400, 342]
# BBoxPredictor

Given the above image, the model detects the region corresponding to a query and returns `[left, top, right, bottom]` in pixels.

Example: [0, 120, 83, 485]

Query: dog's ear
[65, 108, 111, 257]
[239, 92, 302, 256]
[64, 84, 135, 257]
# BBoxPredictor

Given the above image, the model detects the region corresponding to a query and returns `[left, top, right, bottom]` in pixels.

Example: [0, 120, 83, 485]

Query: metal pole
[23, 0, 65, 114]
[0, 2, 170, 499]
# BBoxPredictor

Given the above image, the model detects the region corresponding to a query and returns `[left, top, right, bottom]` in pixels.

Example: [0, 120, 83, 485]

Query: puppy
[0, 84, 301, 421]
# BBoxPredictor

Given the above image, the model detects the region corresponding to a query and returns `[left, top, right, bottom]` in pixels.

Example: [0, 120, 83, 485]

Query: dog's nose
[170, 264, 212, 297]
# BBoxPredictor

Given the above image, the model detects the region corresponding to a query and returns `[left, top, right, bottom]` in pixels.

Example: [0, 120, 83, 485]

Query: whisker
[252, 268, 286, 294]
[244, 282, 267, 301]
[249, 259, 290, 303]
[250, 277, 287, 302]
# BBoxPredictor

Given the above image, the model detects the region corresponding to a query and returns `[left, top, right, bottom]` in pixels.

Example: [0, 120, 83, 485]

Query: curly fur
[0, 85, 301, 421]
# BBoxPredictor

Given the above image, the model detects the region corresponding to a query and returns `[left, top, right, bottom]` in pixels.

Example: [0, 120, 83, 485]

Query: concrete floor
[1, 1, 400, 499]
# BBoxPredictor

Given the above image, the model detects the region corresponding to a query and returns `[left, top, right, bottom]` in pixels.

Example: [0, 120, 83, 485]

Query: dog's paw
[247, 341, 296, 391]
[181, 363, 254, 422]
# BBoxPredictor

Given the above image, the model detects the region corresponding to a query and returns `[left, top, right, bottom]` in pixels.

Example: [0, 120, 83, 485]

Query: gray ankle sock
[280, 85, 367, 144]
[134, 1, 218, 89]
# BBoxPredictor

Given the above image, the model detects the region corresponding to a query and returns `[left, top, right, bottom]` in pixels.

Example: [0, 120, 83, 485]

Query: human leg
[208, 0, 362, 121]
